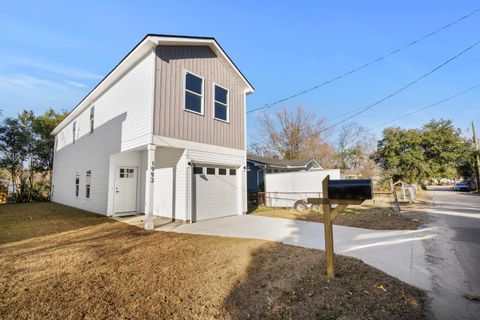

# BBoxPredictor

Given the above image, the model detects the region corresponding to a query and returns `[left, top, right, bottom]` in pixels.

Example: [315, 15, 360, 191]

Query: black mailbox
[328, 179, 373, 201]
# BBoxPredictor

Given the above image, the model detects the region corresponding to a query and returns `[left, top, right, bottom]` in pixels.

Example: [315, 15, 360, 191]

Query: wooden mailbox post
[308, 175, 373, 279]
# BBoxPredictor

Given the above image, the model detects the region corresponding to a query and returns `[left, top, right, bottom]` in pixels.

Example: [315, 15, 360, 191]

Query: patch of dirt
[251, 205, 428, 230]
[0, 203, 425, 319]
[225, 242, 425, 320]
[410, 189, 435, 206]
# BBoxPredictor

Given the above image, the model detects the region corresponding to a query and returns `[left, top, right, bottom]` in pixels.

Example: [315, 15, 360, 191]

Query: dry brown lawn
[0, 203, 425, 319]
[251, 205, 428, 230]
[0, 202, 112, 244]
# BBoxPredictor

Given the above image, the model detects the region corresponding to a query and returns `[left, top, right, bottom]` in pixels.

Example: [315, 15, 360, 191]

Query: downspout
[243, 89, 248, 213]
[150, 45, 157, 145]
[187, 157, 192, 223]
[188, 158, 191, 223]
[50, 136, 57, 201]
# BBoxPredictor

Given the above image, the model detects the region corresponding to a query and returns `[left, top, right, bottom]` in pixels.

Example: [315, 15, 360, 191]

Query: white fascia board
[247, 160, 264, 167]
[270, 165, 306, 169]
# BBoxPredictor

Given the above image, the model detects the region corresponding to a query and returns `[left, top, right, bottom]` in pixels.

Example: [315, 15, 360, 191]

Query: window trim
[72, 121, 76, 143]
[85, 170, 91, 199]
[213, 83, 230, 123]
[89, 106, 95, 134]
[74, 172, 80, 198]
[184, 70, 204, 116]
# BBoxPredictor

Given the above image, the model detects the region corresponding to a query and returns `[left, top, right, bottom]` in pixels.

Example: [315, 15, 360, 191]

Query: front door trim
[113, 165, 138, 215]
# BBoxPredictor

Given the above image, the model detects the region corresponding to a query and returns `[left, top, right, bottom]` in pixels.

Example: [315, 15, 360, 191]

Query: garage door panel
[194, 166, 238, 221]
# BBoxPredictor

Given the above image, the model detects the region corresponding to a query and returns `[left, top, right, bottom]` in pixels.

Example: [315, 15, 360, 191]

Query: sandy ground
[0, 203, 425, 319]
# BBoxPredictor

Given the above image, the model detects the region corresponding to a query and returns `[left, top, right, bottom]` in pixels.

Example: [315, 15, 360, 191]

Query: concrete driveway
[159, 214, 434, 290]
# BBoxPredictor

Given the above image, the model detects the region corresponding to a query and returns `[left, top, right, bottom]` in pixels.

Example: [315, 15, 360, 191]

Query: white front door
[114, 166, 138, 213]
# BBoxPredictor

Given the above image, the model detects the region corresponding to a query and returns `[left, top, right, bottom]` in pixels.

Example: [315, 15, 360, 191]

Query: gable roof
[247, 154, 321, 168]
[52, 34, 254, 135]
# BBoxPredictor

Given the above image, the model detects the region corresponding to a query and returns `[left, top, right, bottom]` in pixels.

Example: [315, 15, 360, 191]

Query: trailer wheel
[294, 200, 308, 212]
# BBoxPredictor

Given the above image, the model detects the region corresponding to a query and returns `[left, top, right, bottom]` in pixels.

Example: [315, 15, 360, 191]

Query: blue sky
[1, 0, 479, 143]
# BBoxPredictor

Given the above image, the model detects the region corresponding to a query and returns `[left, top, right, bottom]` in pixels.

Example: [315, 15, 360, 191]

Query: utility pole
[472, 121, 480, 192]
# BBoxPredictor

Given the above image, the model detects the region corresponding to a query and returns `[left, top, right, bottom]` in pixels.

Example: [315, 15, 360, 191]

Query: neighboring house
[247, 154, 322, 192]
[51, 34, 254, 228]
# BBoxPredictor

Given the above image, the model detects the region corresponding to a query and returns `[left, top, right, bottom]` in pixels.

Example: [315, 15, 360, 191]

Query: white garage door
[193, 166, 239, 221]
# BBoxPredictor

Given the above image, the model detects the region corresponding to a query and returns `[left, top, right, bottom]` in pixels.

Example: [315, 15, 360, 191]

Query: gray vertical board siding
[154, 45, 247, 150]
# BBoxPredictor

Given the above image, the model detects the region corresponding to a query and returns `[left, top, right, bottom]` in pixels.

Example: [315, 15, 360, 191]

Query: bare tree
[247, 140, 277, 158]
[315, 143, 338, 168]
[336, 122, 379, 177]
[250, 106, 337, 166]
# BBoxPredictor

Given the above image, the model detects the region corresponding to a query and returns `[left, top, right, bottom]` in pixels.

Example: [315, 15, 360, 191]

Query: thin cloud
[13, 58, 102, 80]
[65, 80, 87, 89]
[0, 74, 86, 112]
[0, 74, 68, 90]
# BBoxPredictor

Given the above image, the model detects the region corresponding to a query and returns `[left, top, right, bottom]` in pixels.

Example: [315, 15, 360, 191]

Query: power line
[368, 83, 480, 130]
[335, 84, 480, 152]
[326, 56, 480, 122]
[318, 39, 480, 133]
[246, 8, 480, 114]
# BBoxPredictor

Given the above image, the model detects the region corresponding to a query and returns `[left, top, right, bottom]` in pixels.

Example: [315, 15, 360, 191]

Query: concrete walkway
[158, 214, 434, 290]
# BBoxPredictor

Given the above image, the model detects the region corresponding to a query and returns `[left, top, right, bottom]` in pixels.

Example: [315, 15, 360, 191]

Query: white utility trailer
[264, 169, 343, 211]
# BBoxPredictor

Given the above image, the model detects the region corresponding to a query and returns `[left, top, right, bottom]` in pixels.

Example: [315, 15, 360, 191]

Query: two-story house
[51, 34, 254, 229]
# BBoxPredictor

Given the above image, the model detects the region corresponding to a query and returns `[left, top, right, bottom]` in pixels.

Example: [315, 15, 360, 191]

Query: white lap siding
[152, 147, 188, 220]
[51, 52, 155, 214]
[52, 116, 127, 214]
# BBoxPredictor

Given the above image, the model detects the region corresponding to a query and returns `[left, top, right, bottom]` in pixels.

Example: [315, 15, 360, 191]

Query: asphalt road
[424, 186, 480, 320]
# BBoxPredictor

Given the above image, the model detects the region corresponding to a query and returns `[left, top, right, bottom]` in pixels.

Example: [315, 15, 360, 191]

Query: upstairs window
[214, 84, 229, 122]
[185, 72, 203, 114]
[85, 170, 91, 199]
[75, 173, 80, 197]
[90, 107, 95, 133]
[72, 121, 76, 143]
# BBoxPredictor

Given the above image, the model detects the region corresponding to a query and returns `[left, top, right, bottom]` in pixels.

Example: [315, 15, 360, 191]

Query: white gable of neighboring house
[305, 159, 322, 170]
